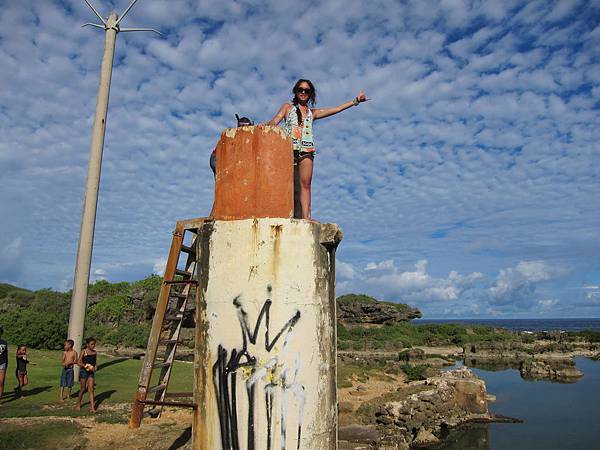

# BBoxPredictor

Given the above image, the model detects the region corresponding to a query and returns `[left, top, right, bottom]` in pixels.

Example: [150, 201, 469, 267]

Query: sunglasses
[296, 87, 312, 94]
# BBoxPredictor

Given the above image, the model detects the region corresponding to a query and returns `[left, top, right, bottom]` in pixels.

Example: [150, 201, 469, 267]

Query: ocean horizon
[412, 318, 600, 332]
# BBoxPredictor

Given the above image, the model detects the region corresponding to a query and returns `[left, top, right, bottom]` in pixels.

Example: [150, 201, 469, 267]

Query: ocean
[437, 358, 600, 450]
[412, 318, 600, 332]
[422, 316, 600, 449]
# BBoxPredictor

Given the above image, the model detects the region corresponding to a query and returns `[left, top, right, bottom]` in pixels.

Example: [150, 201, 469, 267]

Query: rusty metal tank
[213, 125, 294, 220]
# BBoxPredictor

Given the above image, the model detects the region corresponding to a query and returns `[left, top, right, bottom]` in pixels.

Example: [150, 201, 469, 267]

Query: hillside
[2, 277, 577, 353]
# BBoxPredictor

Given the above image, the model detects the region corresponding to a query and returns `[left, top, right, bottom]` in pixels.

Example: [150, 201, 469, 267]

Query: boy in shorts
[59, 339, 78, 401]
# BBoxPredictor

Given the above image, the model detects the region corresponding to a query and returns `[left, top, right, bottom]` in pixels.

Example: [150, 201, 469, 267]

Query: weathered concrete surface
[214, 126, 294, 220]
[193, 218, 342, 450]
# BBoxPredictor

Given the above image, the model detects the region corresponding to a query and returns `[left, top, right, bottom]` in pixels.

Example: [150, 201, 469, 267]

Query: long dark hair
[292, 79, 317, 125]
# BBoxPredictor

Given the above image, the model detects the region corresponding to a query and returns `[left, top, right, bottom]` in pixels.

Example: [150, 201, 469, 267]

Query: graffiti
[213, 286, 304, 450]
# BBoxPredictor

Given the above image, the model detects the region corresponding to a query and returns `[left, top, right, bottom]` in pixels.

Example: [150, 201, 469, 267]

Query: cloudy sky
[1, 0, 599, 318]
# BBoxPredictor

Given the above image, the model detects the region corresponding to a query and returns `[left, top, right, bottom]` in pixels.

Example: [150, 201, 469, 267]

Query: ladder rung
[164, 313, 184, 321]
[148, 383, 167, 393]
[140, 399, 197, 409]
[165, 391, 193, 398]
[180, 244, 195, 255]
[159, 338, 183, 345]
[169, 292, 187, 299]
[153, 361, 171, 369]
[175, 269, 192, 278]
[164, 279, 198, 286]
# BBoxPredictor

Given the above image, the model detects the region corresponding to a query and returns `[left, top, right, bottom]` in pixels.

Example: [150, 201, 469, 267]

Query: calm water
[413, 318, 600, 332]
[437, 357, 600, 450]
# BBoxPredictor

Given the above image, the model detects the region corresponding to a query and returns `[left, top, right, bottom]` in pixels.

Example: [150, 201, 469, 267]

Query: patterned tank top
[283, 103, 315, 153]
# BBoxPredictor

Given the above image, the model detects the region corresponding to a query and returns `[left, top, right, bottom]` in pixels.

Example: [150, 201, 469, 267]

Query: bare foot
[91, 408, 97, 414]
[75, 404, 81, 410]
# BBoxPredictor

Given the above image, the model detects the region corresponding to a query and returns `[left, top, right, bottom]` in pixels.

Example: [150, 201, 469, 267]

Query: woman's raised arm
[266, 103, 291, 126]
[312, 90, 368, 120]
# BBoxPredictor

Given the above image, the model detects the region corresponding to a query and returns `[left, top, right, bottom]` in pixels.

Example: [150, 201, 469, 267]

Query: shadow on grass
[97, 357, 130, 371]
[94, 389, 116, 408]
[0, 385, 52, 405]
[168, 426, 192, 450]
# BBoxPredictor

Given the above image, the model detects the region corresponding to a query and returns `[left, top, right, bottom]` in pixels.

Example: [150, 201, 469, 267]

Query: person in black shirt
[76, 337, 97, 413]
[15, 344, 30, 397]
[0, 327, 7, 398]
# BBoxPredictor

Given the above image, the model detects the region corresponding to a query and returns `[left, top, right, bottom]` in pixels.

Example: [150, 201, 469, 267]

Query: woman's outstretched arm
[312, 90, 369, 120]
[266, 103, 291, 126]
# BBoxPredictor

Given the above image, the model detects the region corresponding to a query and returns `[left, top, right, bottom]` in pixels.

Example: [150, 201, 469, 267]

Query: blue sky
[0, 0, 599, 318]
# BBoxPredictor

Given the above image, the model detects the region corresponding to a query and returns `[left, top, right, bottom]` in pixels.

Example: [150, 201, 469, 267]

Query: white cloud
[538, 298, 559, 311]
[1, 0, 598, 318]
[488, 260, 570, 308]
[0, 237, 24, 285]
[152, 256, 168, 276]
[340, 259, 484, 304]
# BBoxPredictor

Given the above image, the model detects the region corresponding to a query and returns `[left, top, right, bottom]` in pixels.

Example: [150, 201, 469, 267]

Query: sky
[0, 0, 599, 318]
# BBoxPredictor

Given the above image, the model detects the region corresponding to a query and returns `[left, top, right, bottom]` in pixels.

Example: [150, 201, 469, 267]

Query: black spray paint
[213, 286, 303, 450]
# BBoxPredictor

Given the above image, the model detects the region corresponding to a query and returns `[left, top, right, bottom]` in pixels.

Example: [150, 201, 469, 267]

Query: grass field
[0, 348, 194, 419]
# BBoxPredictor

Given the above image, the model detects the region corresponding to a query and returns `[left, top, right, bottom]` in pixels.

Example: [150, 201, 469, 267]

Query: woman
[75, 337, 97, 413]
[267, 79, 368, 220]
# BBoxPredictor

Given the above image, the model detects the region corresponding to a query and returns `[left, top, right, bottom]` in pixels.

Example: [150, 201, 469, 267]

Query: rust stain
[213, 126, 293, 220]
[271, 224, 283, 283]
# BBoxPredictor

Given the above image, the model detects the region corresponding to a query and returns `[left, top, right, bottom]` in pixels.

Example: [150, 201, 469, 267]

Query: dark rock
[398, 348, 425, 362]
[519, 358, 583, 381]
[337, 294, 421, 325]
[412, 427, 440, 446]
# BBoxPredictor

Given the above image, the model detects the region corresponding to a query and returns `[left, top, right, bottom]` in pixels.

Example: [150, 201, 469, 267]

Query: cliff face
[337, 294, 421, 325]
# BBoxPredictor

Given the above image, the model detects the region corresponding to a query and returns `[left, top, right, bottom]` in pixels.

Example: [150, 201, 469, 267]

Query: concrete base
[193, 219, 342, 450]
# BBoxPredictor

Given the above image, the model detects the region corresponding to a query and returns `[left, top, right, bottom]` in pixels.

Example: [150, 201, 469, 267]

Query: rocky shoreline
[339, 367, 520, 449]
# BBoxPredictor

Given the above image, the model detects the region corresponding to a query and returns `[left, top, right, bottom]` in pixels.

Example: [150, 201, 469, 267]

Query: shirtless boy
[59, 339, 78, 401]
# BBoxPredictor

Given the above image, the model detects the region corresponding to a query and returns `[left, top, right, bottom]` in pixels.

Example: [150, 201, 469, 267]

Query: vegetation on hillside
[337, 321, 515, 350]
[1, 278, 599, 351]
[0, 277, 161, 350]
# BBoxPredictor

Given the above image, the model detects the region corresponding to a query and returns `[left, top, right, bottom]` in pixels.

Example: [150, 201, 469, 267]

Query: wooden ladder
[129, 218, 206, 428]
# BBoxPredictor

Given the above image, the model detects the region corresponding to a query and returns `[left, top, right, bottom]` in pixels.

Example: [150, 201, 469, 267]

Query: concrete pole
[68, 12, 118, 380]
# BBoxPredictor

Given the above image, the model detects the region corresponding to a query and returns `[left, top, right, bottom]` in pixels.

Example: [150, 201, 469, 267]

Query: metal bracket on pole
[82, 0, 163, 35]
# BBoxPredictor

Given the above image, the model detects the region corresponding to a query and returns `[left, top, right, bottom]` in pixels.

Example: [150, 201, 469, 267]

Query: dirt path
[82, 408, 193, 450]
[0, 406, 194, 450]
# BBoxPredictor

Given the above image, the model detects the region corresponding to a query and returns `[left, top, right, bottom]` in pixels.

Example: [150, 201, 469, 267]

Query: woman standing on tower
[267, 79, 368, 220]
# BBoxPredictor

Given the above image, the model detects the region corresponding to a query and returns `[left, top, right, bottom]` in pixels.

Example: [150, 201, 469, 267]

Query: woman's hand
[356, 90, 369, 103]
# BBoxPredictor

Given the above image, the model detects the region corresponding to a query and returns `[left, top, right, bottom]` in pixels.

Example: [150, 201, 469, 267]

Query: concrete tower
[192, 126, 341, 449]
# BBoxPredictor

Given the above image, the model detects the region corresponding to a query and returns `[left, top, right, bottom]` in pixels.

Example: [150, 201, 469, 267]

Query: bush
[0, 309, 67, 350]
[400, 364, 429, 381]
[88, 294, 132, 324]
[85, 322, 151, 348]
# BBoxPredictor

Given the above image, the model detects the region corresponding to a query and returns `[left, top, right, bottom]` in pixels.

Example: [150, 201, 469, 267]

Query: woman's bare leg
[0, 369, 5, 397]
[75, 378, 86, 410]
[88, 377, 96, 413]
[298, 157, 314, 220]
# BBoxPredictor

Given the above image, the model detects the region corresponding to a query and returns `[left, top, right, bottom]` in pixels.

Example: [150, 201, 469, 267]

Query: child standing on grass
[0, 327, 7, 398]
[15, 344, 32, 397]
[76, 337, 97, 413]
[59, 339, 77, 402]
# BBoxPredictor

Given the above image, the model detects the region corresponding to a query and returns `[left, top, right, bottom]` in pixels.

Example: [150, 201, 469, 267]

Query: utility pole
[68, 0, 161, 380]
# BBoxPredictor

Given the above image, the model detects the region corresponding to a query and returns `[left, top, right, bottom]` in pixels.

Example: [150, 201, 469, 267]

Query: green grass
[0, 421, 84, 450]
[0, 348, 194, 419]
